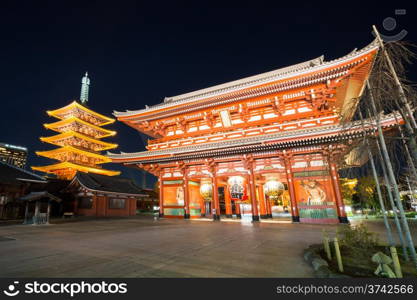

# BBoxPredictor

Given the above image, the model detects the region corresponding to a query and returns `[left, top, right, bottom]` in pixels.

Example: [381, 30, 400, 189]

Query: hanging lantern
[263, 177, 284, 201]
[227, 176, 247, 202]
[199, 178, 213, 202]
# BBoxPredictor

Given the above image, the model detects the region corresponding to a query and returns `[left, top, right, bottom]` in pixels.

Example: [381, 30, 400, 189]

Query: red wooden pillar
[284, 157, 299, 222]
[266, 196, 272, 218]
[130, 198, 136, 216]
[125, 196, 129, 216]
[225, 184, 232, 218]
[183, 174, 190, 219]
[200, 200, 206, 216]
[235, 201, 241, 218]
[247, 170, 259, 222]
[329, 161, 348, 223]
[212, 176, 220, 221]
[264, 196, 270, 217]
[257, 184, 268, 219]
[73, 197, 79, 215]
[210, 177, 215, 219]
[263, 194, 271, 218]
[158, 173, 164, 217]
[104, 195, 108, 217]
[200, 185, 206, 217]
[94, 193, 99, 217]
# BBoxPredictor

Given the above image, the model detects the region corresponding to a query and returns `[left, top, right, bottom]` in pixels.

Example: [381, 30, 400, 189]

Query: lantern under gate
[199, 178, 213, 202]
[227, 176, 248, 202]
[263, 176, 285, 204]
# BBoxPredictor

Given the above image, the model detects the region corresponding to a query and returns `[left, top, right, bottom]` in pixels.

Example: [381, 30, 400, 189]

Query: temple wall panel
[106, 198, 136, 217]
[162, 181, 185, 218]
[96, 196, 107, 216]
[76, 208, 95, 216]
[188, 181, 202, 218]
[76, 196, 137, 217]
[293, 176, 339, 224]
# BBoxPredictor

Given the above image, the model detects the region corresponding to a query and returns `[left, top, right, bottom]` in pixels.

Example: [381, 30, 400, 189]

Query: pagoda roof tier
[32, 161, 120, 178]
[114, 40, 379, 124]
[108, 112, 402, 164]
[40, 131, 118, 151]
[36, 145, 112, 164]
[47, 101, 115, 126]
[44, 116, 116, 138]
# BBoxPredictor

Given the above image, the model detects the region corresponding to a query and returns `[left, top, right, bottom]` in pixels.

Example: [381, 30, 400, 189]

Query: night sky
[1, 1, 415, 187]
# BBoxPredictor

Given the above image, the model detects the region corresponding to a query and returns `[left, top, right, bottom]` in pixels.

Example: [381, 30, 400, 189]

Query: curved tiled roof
[74, 172, 147, 196]
[0, 161, 47, 185]
[113, 39, 379, 119]
[18, 191, 62, 202]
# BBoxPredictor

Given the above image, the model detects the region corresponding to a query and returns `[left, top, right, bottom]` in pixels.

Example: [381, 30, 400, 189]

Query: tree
[340, 178, 357, 206]
[356, 176, 378, 210]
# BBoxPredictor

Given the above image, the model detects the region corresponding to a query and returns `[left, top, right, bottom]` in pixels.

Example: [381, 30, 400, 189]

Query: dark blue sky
[0, 0, 415, 187]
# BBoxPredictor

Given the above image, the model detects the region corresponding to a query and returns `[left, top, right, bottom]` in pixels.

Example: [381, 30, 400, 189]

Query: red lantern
[227, 176, 248, 202]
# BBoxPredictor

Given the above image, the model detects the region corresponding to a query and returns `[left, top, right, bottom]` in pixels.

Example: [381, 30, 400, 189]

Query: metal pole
[390, 246, 403, 278]
[373, 25, 417, 130]
[368, 147, 395, 245]
[367, 81, 417, 267]
[395, 116, 417, 182]
[334, 237, 344, 272]
[323, 229, 332, 260]
[374, 135, 409, 261]
[358, 110, 394, 246]
[373, 25, 417, 190]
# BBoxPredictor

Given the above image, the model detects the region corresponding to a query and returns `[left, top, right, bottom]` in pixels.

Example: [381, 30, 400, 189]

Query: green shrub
[337, 223, 380, 251]
[405, 211, 417, 218]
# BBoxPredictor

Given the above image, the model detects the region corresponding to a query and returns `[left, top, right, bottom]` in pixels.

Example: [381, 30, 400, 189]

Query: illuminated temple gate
[109, 40, 401, 224]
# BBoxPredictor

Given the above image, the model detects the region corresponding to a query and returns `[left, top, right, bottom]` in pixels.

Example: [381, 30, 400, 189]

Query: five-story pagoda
[32, 73, 120, 179]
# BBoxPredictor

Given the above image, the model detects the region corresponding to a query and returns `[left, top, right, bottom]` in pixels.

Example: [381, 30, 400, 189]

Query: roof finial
[80, 72, 90, 104]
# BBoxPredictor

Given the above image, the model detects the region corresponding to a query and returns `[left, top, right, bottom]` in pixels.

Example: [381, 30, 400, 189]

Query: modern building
[0, 142, 28, 168]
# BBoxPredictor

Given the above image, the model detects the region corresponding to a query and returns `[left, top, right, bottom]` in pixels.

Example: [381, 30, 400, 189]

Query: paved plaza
[0, 216, 415, 278]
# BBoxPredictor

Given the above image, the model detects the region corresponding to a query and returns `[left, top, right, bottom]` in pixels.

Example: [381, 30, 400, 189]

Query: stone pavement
[0, 216, 412, 278]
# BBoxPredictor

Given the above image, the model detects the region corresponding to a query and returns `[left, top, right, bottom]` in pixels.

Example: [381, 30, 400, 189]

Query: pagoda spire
[80, 72, 90, 104]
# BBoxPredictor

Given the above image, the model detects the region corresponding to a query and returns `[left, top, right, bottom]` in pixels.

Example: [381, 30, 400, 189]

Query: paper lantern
[264, 178, 284, 200]
[199, 178, 213, 202]
[227, 176, 247, 202]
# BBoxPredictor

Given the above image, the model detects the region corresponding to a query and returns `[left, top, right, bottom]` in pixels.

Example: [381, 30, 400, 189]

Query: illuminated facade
[32, 73, 120, 180]
[109, 40, 401, 223]
[0, 143, 28, 168]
